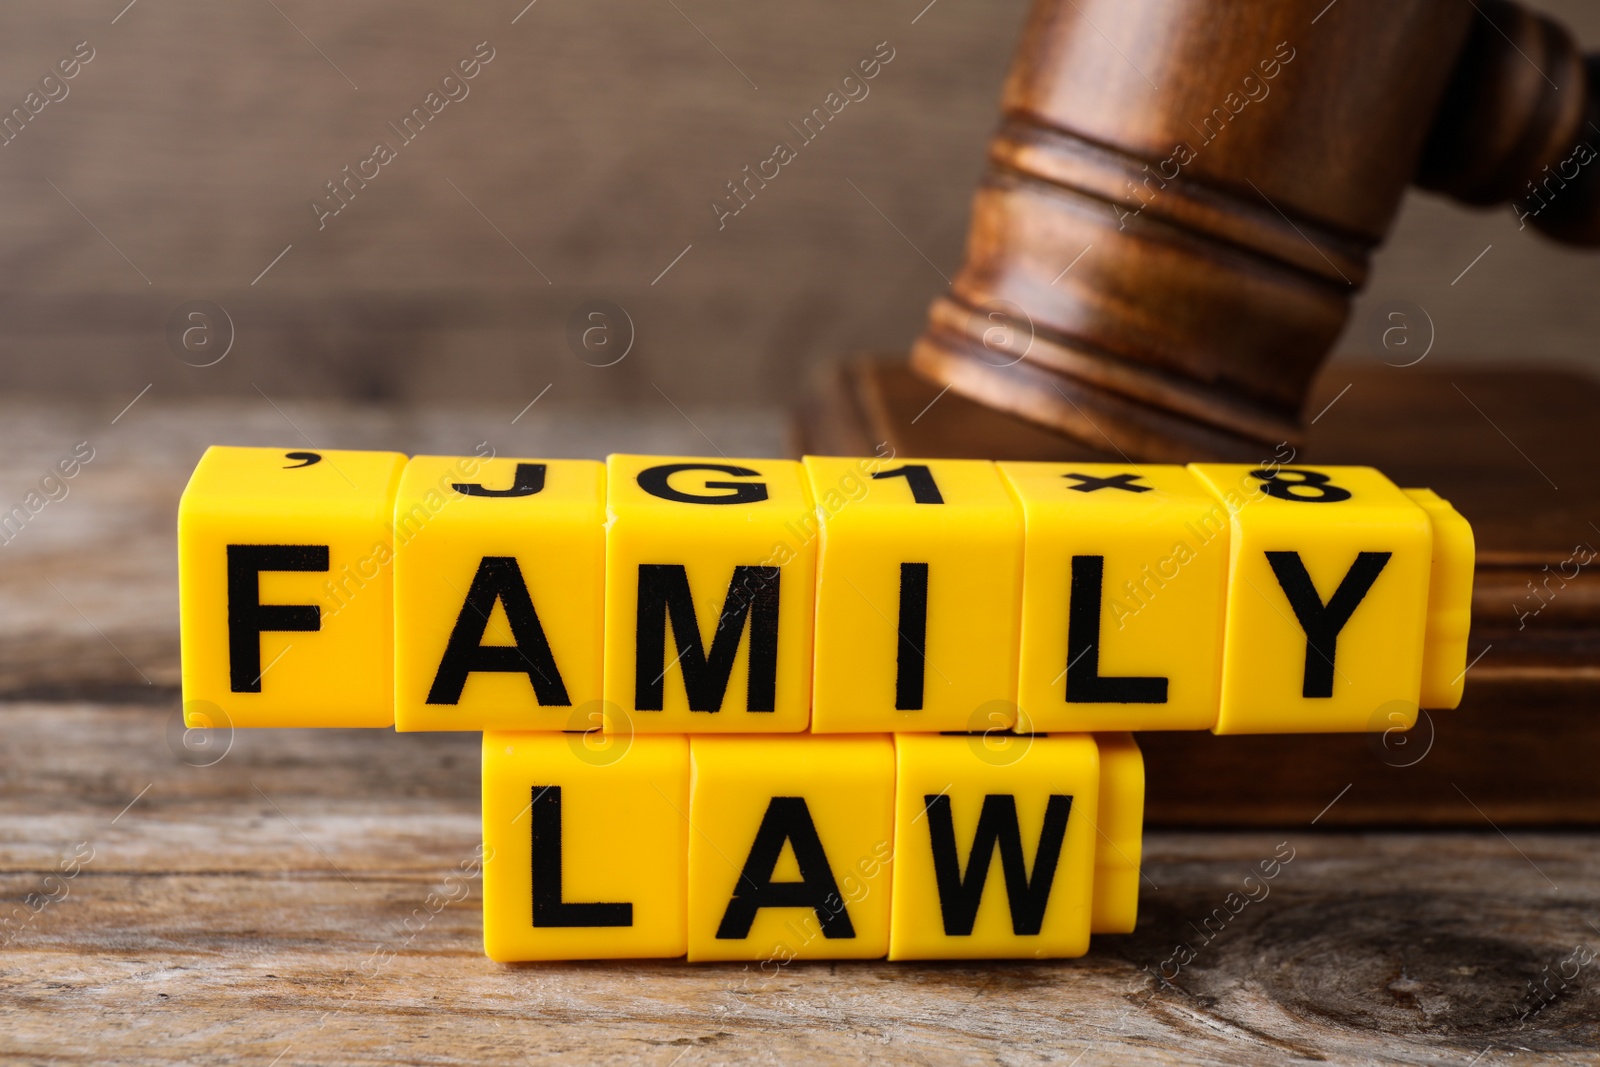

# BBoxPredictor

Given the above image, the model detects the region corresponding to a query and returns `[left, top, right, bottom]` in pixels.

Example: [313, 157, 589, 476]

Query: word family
[176, 446, 1473, 961]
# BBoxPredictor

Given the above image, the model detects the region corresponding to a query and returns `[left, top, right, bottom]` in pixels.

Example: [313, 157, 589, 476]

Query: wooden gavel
[910, 0, 1600, 461]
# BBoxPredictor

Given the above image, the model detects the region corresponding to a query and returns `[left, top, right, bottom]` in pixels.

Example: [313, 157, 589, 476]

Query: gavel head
[910, 0, 1600, 461]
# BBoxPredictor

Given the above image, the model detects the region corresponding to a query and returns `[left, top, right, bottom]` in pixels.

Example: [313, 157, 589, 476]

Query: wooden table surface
[2, 398, 1598, 1065]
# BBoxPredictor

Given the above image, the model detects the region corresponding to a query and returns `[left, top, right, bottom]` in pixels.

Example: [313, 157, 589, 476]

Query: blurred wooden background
[1, 0, 1599, 411]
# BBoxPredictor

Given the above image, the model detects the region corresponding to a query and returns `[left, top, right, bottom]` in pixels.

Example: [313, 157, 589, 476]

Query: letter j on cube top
[392, 455, 606, 732]
[180, 447, 609, 730]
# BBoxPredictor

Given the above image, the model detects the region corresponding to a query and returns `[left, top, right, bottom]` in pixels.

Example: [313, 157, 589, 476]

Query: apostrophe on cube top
[178, 445, 406, 728]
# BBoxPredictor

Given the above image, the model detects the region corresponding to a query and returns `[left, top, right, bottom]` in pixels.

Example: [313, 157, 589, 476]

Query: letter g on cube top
[601, 455, 817, 734]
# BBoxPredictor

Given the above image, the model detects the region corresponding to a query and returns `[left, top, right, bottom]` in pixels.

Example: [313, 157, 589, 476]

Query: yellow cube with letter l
[602, 455, 816, 733]
[178, 445, 406, 728]
[805, 456, 1023, 734]
[481, 731, 689, 961]
[393, 455, 605, 733]
[1188, 463, 1451, 734]
[999, 462, 1229, 734]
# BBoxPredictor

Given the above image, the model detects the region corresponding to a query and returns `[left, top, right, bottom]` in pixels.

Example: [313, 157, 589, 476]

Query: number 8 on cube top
[177, 446, 1473, 735]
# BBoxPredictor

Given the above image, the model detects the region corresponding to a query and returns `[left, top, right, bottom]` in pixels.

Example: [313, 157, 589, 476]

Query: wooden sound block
[796, 359, 1600, 826]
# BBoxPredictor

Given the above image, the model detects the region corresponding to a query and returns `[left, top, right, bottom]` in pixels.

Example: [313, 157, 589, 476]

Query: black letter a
[426, 556, 570, 706]
[716, 796, 855, 940]
[924, 793, 1074, 936]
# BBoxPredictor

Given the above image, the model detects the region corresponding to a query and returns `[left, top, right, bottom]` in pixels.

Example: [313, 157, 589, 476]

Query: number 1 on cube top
[805, 456, 1023, 733]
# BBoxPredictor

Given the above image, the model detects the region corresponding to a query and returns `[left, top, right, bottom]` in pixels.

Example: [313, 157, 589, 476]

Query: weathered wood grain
[3, 702, 1598, 1066]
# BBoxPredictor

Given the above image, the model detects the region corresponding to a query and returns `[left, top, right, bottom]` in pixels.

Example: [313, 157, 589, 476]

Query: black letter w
[924, 793, 1074, 936]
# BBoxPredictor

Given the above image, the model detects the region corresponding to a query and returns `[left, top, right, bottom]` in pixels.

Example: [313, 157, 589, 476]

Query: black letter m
[634, 564, 780, 712]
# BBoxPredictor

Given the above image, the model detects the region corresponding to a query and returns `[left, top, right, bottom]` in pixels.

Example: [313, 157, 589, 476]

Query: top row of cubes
[177, 448, 1473, 737]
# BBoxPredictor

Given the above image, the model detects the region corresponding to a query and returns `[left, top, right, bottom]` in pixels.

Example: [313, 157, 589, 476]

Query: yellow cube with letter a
[603, 455, 816, 734]
[805, 456, 1023, 734]
[686, 734, 894, 961]
[1188, 463, 1437, 734]
[999, 462, 1229, 734]
[889, 732, 1100, 960]
[482, 731, 689, 961]
[178, 445, 406, 728]
[393, 455, 605, 733]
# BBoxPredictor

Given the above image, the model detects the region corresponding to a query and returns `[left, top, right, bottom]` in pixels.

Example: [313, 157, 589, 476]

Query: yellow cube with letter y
[1189, 463, 1438, 734]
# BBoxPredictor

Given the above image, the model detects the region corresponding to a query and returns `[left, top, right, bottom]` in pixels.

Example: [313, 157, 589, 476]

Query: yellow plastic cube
[1404, 488, 1475, 710]
[999, 462, 1229, 733]
[1090, 733, 1144, 934]
[889, 732, 1100, 960]
[686, 735, 894, 961]
[393, 456, 605, 733]
[603, 455, 815, 734]
[178, 445, 406, 728]
[481, 731, 689, 962]
[805, 457, 1023, 733]
[1189, 464, 1434, 734]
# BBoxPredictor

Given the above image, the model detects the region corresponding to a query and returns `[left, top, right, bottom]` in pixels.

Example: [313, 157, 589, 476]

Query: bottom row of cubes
[481, 731, 1144, 962]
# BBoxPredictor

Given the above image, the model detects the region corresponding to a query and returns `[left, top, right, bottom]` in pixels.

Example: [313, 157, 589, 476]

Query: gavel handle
[1417, 0, 1600, 245]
